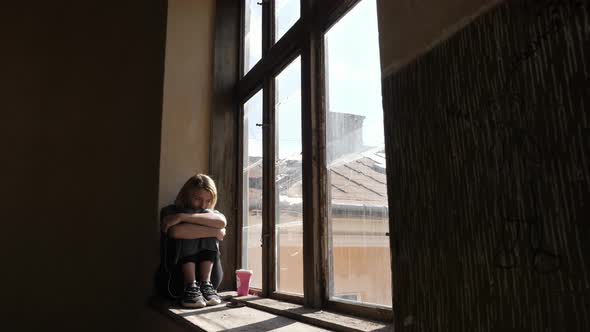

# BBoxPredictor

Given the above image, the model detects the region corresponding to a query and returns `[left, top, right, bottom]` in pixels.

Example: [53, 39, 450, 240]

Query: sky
[244, 0, 384, 160]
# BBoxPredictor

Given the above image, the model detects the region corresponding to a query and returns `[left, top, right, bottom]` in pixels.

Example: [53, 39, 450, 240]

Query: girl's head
[174, 173, 218, 210]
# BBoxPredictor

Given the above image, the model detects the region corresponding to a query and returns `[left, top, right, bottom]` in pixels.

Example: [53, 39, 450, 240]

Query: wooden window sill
[151, 292, 393, 332]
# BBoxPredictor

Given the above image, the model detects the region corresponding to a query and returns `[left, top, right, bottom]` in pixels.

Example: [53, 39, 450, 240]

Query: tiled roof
[328, 149, 387, 205]
[245, 147, 388, 208]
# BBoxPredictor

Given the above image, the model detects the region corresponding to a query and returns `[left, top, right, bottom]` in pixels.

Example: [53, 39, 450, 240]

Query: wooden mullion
[210, 0, 241, 291]
[261, 78, 270, 298]
[263, 0, 277, 297]
[260, 0, 271, 298]
[236, 0, 247, 276]
[261, 76, 276, 297]
[317, 17, 333, 306]
[300, 0, 325, 309]
[237, 21, 303, 101]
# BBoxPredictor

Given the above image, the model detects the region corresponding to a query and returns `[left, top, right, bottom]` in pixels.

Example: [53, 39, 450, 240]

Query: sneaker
[200, 281, 222, 306]
[181, 281, 206, 308]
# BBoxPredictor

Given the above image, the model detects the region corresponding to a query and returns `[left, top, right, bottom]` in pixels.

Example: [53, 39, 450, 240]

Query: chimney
[326, 112, 366, 165]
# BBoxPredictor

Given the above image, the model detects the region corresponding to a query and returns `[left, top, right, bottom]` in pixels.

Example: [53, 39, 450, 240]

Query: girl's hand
[216, 228, 226, 241]
[162, 213, 184, 233]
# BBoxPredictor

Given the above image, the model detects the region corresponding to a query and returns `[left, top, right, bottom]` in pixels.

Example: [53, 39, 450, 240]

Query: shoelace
[185, 285, 201, 298]
[201, 283, 217, 297]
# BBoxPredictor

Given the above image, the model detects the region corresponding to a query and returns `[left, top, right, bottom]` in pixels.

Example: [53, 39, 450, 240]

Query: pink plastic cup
[235, 269, 253, 296]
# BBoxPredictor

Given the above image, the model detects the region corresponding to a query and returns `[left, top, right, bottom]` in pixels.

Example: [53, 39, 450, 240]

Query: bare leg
[182, 262, 196, 285]
[199, 260, 214, 282]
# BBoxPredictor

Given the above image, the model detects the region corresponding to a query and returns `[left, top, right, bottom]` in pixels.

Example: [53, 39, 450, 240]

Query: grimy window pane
[242, 90, 263, 289]
[274, 0, 299, 43]
[244, 0, 262, 75]
[324, 0, 392, 307]
[274, 56, 303, 295]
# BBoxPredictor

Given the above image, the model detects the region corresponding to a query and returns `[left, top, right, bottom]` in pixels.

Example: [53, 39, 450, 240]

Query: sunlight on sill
[152, 292, 393, 332]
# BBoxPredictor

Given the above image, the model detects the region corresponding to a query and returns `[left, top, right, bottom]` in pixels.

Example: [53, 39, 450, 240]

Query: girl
[160, 173, 226, 308]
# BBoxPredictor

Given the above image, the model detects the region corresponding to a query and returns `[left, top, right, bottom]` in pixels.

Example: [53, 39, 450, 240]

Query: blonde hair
[174, 173, 218, 209]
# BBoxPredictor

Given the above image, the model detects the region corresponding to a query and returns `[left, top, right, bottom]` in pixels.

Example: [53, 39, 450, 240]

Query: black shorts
[178, 249, 218, 265]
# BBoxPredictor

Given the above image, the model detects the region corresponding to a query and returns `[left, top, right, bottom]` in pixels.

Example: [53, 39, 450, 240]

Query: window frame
[236, 0, 393, 321]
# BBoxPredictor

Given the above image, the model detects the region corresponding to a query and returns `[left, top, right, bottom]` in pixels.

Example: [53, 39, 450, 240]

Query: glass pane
[244, 0, 262, 75]
[274, 0, 300, 43]
[274, 56, 303, 294]
[242, 90, 263, 289]
[324, 0, 392, 307]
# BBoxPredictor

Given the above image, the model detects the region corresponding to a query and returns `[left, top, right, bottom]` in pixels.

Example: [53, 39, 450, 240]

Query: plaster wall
[379, 0, 590, 330]
[159, 0, 216, 209]
[376, 0, 501, 77]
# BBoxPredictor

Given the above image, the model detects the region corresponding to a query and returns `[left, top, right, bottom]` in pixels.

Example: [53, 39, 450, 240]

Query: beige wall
[159, 0, 216, 209]
[376, 0, 501, 77]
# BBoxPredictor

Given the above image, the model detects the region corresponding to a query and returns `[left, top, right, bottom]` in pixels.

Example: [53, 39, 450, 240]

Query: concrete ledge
[152, 292, 393, 332]
[151, 293, 330, 332]
[229, 293, 392, 332]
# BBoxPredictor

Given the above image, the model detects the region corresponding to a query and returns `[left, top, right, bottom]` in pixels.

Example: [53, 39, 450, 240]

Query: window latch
[260, 233, 270, 247]
[256, 0, 268, 5]
[256, 123, 270, 128]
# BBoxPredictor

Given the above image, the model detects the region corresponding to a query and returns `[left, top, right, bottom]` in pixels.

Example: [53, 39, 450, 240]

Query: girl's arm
[182, 211, 227, 229]
[162, 211, 227, 232]
[168, 223, 226, 241]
